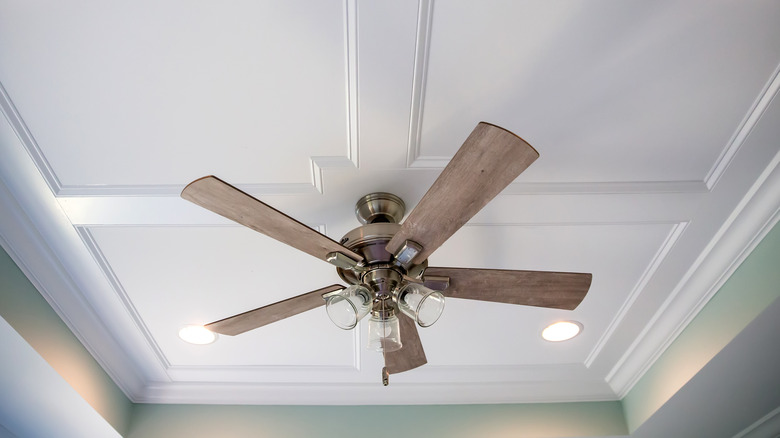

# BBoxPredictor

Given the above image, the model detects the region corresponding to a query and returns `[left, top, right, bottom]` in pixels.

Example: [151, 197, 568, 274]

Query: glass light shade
[397, 283, 445, 327]
[325, 284, 371, 330]
[366, 314, 402, 352]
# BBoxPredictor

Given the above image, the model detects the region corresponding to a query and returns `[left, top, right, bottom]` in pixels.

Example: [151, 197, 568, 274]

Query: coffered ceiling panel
[88, 226, 350, 367]
[417, 1, 780, 182]
[86, 221, 674, 371]
[0, 0, 778, 406]
[423, 223, 675, 366]
[0, 0, 350, 187]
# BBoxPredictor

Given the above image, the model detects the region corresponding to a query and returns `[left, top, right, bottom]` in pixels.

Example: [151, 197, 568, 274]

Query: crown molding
[137, 370, 615, 405]
[75, 228, 172, 369]
[55, 183, 319, 197]
[704, 62, 780, 190]
[310, 155, 358, 194]
[0, 106, 171, 401]
[733, 406, 780, 438]
[1, 77, 357, 199]
[585, 221, 689, 368]
[49, 156, 357, 197]
[607, 150, 780, 397]
[502, 180, 708, 195]
[53, 179, 709, 199]
[405, 0, 434, 169]
[343, 0, 360, 168]
[164, 357, 362, 382]
[0, 182, 149, 400]
[0, 82, 62, 194]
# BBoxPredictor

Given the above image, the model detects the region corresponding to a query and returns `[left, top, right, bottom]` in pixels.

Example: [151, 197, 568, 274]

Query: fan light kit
[182, 122, 592, 385]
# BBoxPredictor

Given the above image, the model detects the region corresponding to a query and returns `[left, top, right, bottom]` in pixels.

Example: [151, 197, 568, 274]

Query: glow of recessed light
[542, 321, 582, 342]
[178, 325, 217, 345]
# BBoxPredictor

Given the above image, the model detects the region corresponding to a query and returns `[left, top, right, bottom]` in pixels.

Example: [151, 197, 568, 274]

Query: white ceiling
[0, 0, 779, 405]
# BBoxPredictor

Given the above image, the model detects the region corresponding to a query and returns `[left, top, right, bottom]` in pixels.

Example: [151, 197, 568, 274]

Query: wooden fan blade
[383, 313, 427, 374]
[205, 284, 345, 336]
[425, 267, 591, 310]
[182, 176, 363, 263]
[386, 123, 539, 264]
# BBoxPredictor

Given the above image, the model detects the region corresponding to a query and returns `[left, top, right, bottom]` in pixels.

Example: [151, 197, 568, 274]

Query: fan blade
[386, 123, 538, 264]
[425, 267, 591, 310]
[383, 313, 427, 374]
[205, 284, 345, 336]
[182, 176, 363, 263]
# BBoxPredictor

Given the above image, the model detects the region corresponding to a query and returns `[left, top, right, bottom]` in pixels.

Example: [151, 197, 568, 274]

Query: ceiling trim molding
[465, 220, 687, 227]
[0, 110, 176, 401]
[2, 79, 358, 198]
[76, 227, 172, 370]
[29, 155, 359, 197]
[165, 361, 363, 382]
[704, 62, 780, 190]
[0, 182, 149, 400]
[405, 363, 607, 385]
[584, 221, 689, 368]
[732, 405, 780, 438]
[53, 179, 710, 198]
[55, 183, 319, 197]
[161, 362, 597, 384]
[502, 180, 708, 195]
[136, 378, 616, 405]
[141, 361, 616, 403]
[343, 0, 360, 168]
[56, 191, 699, 226]
[4, 74, 708, 200]
[310, 155, 358, 194]
[405, 0, 434, 168]
[607, 149, 780, 397]
[0, 81, 62, 194]
[405, 59, 780, 195]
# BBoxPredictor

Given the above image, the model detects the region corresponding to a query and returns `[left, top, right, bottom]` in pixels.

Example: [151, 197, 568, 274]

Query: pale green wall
[127, 402, 628, 438]
[0, 247, 133, 435]
[622, 222, 780, 432]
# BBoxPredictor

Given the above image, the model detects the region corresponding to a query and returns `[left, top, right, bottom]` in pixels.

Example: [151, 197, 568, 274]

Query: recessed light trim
[542, 321, 582, 342]
[178, 325, 217, 345]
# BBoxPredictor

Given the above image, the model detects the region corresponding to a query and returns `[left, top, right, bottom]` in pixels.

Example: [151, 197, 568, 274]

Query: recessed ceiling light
[178, 325, 217, 345]
[542, 321, 582, 342]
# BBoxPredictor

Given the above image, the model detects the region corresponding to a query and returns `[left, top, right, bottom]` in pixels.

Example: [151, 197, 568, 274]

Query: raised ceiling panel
[417, 1, 780, 182]
[424, 223, 675, 366]
[88, 226, 353, 367]
[0, 1, 351, 187]
[88, 221, 674, 370]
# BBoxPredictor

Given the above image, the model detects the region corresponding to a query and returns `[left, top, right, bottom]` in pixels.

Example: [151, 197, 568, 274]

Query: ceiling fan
[181, 122, 592, 385]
